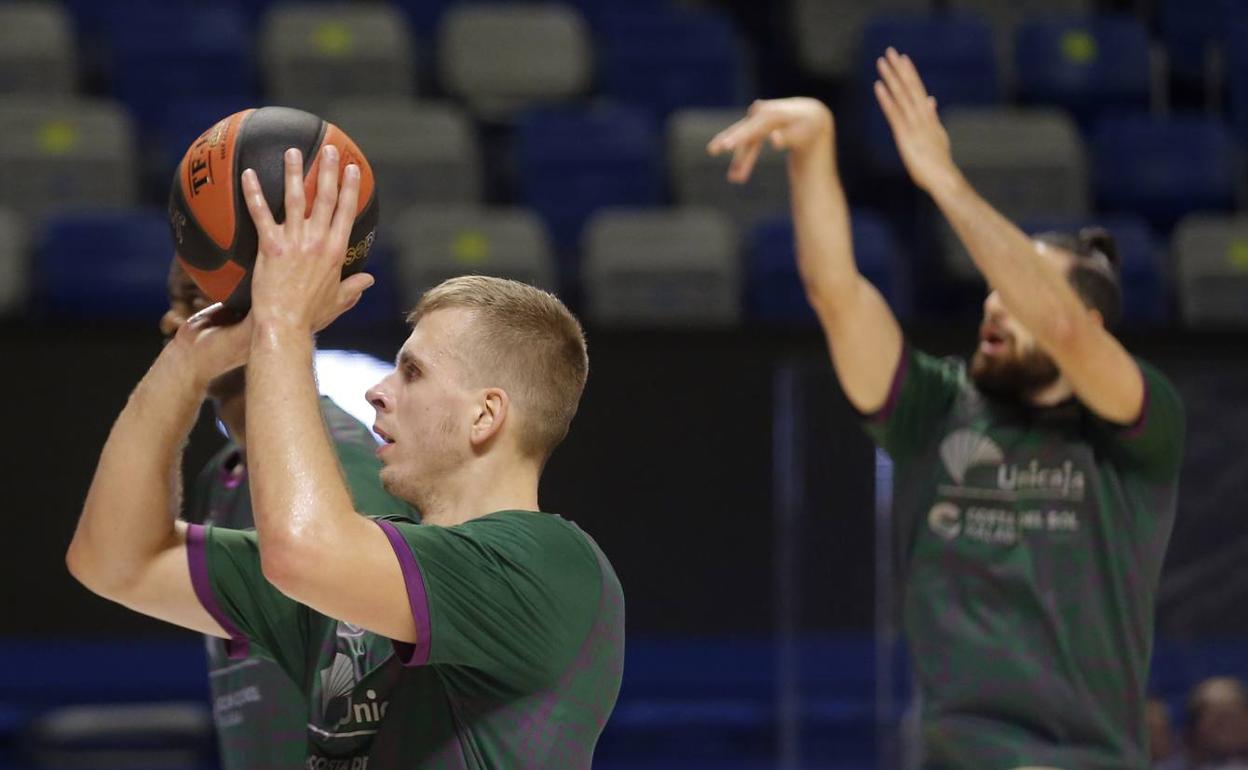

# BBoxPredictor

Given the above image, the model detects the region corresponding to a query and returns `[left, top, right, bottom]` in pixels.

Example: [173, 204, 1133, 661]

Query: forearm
[245, 322, 356, 572]
[929, 171, 1088, 344]
[787, 144, 862, 313]
[69, 347, 205, 593]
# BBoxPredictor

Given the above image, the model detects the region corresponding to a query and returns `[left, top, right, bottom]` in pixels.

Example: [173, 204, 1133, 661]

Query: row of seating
[0, 95, 1241, 247]
[5, 205, 1246, 328]
[5, 1, 1248, 138]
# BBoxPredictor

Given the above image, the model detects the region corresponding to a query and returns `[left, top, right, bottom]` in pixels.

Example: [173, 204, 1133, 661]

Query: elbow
[65, 538, 126, 601]
[259, 531, 321, 601]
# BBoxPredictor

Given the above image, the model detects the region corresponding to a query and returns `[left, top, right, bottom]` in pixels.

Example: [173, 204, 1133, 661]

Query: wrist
[153, 343, 211, 399]
[251, 315, 314, 350]
[921, 163, 968, 201]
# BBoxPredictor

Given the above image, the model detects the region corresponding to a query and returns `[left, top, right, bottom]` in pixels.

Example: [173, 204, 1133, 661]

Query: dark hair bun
[1079, 226, 1119, 270]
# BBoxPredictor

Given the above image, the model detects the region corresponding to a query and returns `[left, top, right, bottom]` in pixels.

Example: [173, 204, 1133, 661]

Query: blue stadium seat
[1020, 215, 1170, 325]
[1229, 14, 1248, 145]
[1157, 0, 1248, 89]
[597, 7, 749, 120]
[747, 211, 910, 325]
[151, 97, 255, 182]
[35, 209, 172, 320]
[1091, 114, 1238, 233]
[100, 3, 255, 132]
[856, 14, 999, 174]
[1014, 15, 1152, 126]
[515, 104, 663, 256]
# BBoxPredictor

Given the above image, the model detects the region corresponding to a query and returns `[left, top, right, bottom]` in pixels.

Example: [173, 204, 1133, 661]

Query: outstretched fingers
[240, 169, 279, 247]
[327, 163, 361, 261]
[282, 147, 306, 245]
[308, 144, 340, 236]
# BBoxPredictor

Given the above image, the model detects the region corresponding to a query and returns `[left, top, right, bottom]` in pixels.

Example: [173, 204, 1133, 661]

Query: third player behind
[708, 48, 1184, 770]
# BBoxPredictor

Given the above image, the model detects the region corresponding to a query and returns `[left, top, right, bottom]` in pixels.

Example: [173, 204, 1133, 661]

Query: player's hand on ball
[241, 144, 374, 332]
[707, 97, 834, 183]
[874, 47, 958, 194]
[170, 301, 253, 388]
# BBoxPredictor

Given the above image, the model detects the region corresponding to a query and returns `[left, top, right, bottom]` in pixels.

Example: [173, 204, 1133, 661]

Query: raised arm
[66, 308, 247, 637]
[875, 48, 1143, 424]
[238, 145, 416, 643]
[708, 99, 903, 413]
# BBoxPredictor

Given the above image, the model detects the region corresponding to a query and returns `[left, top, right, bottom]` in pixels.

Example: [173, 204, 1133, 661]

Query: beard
[969, 345, 1061, 400]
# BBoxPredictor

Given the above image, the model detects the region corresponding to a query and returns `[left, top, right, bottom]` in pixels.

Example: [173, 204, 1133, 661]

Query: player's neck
[418, 462, 541, 528]
[1026, 376, 1075, 408]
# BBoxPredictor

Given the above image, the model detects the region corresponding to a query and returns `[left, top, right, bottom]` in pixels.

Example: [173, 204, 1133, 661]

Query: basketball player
[709, 49, 1184, 769]
[67, 145, 624, 768]
[164, 261, 415, 770]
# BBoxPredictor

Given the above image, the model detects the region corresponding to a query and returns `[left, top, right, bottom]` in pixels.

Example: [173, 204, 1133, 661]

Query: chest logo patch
[939, 430, 1004, 485]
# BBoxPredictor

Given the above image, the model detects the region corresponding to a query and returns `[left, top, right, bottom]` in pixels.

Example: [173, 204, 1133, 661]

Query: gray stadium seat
[0, 2, 75, 95]
[791, 0, 933, 80]
[668, 108, 789, 228]
[438, 4, 591, 117]
[0, 208, 28, 316]
[262, 4, 415, 116]
[1172, 215, 1248, 327]
[0, 99, 137, 221]
[391, 206, 556, 304]
[583, 207, 741, 327]
[326, 99, 482, 211]
[942, 107, 1089, 278]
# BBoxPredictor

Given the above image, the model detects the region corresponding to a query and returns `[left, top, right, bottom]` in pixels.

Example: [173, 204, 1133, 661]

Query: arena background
[0, 0, 1246, 768]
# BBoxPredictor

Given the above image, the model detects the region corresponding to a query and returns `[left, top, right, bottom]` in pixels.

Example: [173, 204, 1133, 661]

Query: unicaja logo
[939, 430, 1004, 484]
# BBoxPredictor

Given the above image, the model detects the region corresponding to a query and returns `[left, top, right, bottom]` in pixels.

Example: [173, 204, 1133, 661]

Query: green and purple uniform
[864, 347, 1184, 770]
[185, 495, 624, 770]
[187, 398, 416, 770]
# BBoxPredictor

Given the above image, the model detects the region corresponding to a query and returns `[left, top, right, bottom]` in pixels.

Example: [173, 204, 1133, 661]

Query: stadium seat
[790, 0, 934, 80]
[0, 208, 28, 317]
[262, 3, 415, 116]
[391, 206, 556, 306]
[516, 104, 663, 255]
[1021, 215, 1170, 325]
[946, 0, 1092, 86]
[438, 4, 591, 117]
[0, 99, 138, 222]
[0, 2, 76, 95]
[150, 96, 257, 183]
[582, 207, 741, 327]
[34, 209, 171, 320]
[668, 108, 788, 228]
[597, 6, 750, 120]
[856, 14, 1000, 175]
[1171, 214, 1248, 327]
[1228, 14, 1248, 145]
[1014, 15, 1153, 126]
[942, 107, 1089, 279]
[100, 4, 255, 132]
[747, 211, 910, 325]
[326, 99, 482, 212]
[1092, 114, 1238, 233]
[1157, 0, 1248, 90]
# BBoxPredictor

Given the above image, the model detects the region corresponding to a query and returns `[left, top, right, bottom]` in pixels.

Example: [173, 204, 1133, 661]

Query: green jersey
[186, 508, 624, 770]
[186, 398, 415, 770]
[864, 347, 1184, 770]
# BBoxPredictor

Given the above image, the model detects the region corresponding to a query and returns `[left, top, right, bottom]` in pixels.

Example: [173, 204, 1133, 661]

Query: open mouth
[979, 327, 1010, 355]
[373, 426, 396, 445]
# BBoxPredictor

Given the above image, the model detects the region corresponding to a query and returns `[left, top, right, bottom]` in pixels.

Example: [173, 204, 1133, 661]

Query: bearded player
[68, 144, 624, 769]
[709, 49, 1183, 769]
[163, 261, 415, 770]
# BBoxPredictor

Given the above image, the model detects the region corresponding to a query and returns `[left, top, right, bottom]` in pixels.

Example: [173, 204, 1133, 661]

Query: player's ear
[1088, 307, 1105, 329]
[469, 388, 509, 451]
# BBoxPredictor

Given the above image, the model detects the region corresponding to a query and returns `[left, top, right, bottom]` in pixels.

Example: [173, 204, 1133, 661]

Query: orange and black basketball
[167, 106, 378, 316]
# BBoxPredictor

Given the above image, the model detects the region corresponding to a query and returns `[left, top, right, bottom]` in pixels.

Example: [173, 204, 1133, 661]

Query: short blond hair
[407, 276, 588, 462]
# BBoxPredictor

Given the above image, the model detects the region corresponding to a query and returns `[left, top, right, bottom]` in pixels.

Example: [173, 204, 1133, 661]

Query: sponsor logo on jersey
[926, 502, 1081, 545]
[313, 622, 391, 735]
[938, 430, 1086, 502]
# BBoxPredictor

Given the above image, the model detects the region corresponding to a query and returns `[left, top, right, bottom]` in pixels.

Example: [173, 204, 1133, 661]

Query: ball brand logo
[187, 119, 229, 197]
[344, 229, 375, 267]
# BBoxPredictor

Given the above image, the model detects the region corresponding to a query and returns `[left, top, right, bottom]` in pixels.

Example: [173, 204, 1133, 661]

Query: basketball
[167, 106, 379, 316]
